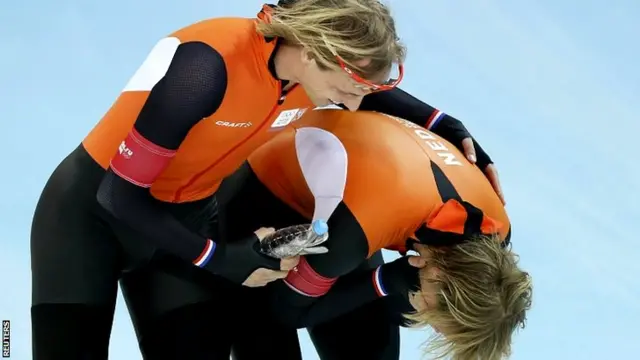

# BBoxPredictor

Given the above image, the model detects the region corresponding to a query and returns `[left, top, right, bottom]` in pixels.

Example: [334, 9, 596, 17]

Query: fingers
[407, 256, 427, 268]
[242, 268, 290, 287]
[254, 227, 276, 241]
[461, 137, 476, 163]
[460, 137, 506, 205]
[484, 164, 506, 205]
[412, 243, 428, 257]
[280, 256, 300, 271]
[271, 270, 289, 279]
[298, 246, 329, 255]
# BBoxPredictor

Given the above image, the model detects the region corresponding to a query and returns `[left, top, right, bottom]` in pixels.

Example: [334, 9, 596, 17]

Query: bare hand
[407, 256, 427, 268]
[242, 227, 300, 287]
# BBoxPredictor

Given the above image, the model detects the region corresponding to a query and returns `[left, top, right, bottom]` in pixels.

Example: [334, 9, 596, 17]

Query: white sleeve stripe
[122, 37, 181, 93]
[294, 126, 348, 222]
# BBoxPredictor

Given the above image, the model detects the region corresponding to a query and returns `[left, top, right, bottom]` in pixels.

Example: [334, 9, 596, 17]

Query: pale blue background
[1, 1, 639, 359]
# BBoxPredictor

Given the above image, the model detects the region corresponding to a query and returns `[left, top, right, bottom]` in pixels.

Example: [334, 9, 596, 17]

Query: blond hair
[406, 235, 533, 360]
[255, 0, 406, 80]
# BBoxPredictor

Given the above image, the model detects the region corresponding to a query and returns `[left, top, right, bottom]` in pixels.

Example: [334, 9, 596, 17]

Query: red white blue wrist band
[425, 109, 445, 130]
[193, 239, 216, 267]
[372, 266, 388, 297]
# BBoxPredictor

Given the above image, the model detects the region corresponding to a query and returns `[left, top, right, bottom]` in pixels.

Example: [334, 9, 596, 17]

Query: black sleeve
[265, 202, 372, 327]
[269, 267, 383, 328]
[359, 87, 471, 137]
[96, 41, 228, 265]
[268, 249, 423, 328]
[359, 88, 498, 166]
[358, 87, 441, 128]
[277, 268, 417, 329]
[305, 202, 370, 278]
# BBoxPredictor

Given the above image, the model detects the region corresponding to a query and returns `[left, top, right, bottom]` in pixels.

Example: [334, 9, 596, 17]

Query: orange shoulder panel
[81, 16, 314, 203]
[82, 17, 262, 170]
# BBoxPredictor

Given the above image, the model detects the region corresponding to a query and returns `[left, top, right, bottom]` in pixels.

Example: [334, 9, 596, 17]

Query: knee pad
[31, 303, 114, 360]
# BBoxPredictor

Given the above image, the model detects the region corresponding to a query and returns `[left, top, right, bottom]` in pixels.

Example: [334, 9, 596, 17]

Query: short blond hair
[406, 235, 533, 360]
[256, 0, 406, 80]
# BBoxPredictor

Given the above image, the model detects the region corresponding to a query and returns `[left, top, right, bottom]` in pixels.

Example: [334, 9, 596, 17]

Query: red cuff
[110, 128, 176, 187]
[284, 257, 337, 297]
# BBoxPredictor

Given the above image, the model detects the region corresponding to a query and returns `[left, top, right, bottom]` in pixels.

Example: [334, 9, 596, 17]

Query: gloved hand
[205, 228, 297, 286]
[431, 117, 505, 204]
[377, 255, 425, 301]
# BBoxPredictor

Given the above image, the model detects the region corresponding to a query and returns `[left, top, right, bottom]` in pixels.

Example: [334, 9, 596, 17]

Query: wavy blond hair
[405, 235, 533, 360]
[255, 0, 406, 80]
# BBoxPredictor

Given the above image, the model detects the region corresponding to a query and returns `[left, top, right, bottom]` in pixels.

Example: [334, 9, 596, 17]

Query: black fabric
[359, 87, 439, 127]
[134, 299, 236, 360]
[207, 232, 283, 283]
[308, 299, 401, 360]
[263, 203, 370, 326]
[379, 256, 422, 301]
[122, 259, 304, 360]
[31, 145, 122, 306]
[96, 41, 229, 268]
[306, 253, 402, 360]
[215, 162, 309, 238]
[216, 162, 371, 314]
[414, 160, 508, 248]
[360, 87, 494, 169]
[216, 161, 370, 279]
[203, 161, 289, 282]
[308, 201, 370, 278]
[30, 34, 407, 360]
[30, 146, 121, 359]
[212, 162, 375, 327]
[133, 41, 227, 149]
[230, 287, 303, 360]
[471, 137, 494, 169]
[31, 303, 116, 360]
[267, 252, 418, 329]
[30, 146, 241, 359]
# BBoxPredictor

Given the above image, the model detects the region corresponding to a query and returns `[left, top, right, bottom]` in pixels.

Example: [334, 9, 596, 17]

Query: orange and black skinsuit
[220, 109, 510, 359]
[29, 5, 498, 360]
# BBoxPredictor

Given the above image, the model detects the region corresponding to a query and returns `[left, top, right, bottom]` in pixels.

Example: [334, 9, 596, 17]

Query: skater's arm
[359, 88, 504, 203]
[265, 203, 377, 326]
[96, 41, 229, 271]
[268, 254, 421, 328]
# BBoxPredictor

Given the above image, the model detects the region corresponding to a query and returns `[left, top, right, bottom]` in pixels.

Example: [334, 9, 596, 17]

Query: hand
[378, 255, 427, 299]
[205, 227, 298, 285]
[243, 228, 300, 287]
[431, 116, 506, 205]
[461, 137, 505, 205]
[243, 256, 300, 287]
[406, 253, 427, 268]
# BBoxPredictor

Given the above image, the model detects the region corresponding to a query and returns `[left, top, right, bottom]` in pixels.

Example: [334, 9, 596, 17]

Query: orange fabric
[425, 198, 504, 236]
[425, 199, 468, 235]
[480, 213, 503, 235]
[81, 16, 314, 203]
[248, 110, 511, 257]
